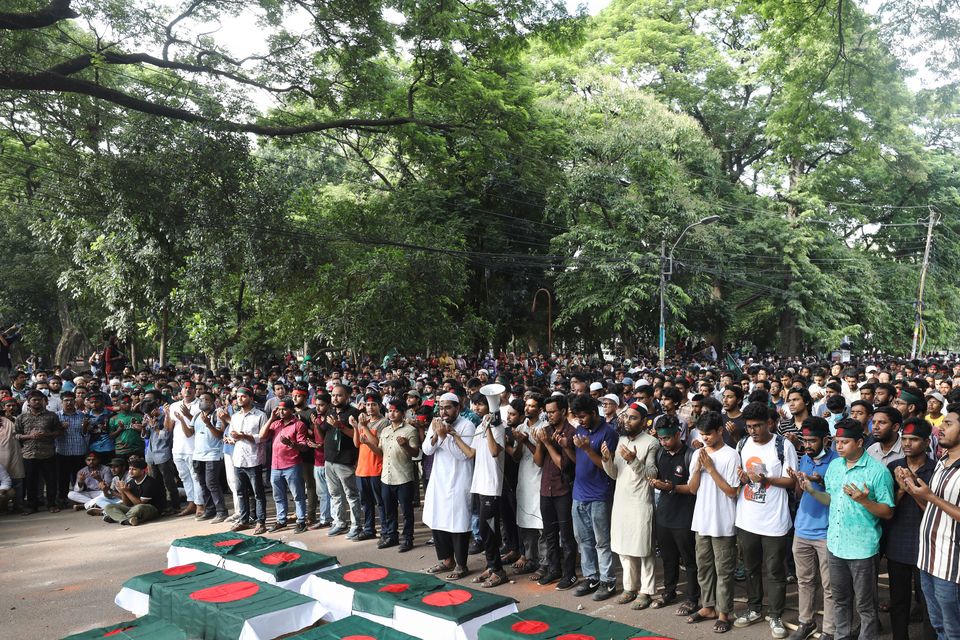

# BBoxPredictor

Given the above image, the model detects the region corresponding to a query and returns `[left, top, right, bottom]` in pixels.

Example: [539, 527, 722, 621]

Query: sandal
[481, 571, 506, 588]
[446, 566, 469, 580]
[529, 569, 546, 581]
[514, 560, 537, 575]
[501, 550, 520, 565]
[615, 591, 637, 605]
[687, 611, 718, 624]
[713, 619, 731, 634]
[631, 594, 653, 610]
[471, 569, 492, 584]
[676, 601, 698, 616]
[426, 562, 453, 574]
[652, 593, 677, 609]
[512, 556, 528, 570]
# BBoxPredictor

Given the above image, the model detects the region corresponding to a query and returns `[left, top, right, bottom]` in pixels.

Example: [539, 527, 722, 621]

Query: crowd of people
[2, 349, 960, 640]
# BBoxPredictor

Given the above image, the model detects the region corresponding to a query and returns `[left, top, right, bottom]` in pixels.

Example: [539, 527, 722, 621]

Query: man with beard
[885, 417, 936, 640]
[367, 397, 419, 551]
[874, 383, 897, 409]
[102, 458, 165, 525]
[786, 417, 838, 640]
[721, 385, 746, 446]
[166, 381, 200, 516]
[510, 394, 547, 577]
[260, 398, 310, 533]
[600, 402, 659, 608]
[222, 386, 268, 534]
[867, 407, 904, 466]
[178, 391, 228, 524]
[654, 387, 689, 442]
[15, 390, 62, 513]
[291, 386, 319, 525]
[799, 419, 894, 640]
[322, 384, 362, 538]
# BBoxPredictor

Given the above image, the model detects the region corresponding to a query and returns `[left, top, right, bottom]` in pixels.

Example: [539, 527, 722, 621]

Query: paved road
[2, 503, 913, 639]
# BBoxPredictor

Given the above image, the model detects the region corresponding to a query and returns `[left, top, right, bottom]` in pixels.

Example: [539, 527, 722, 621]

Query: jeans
[173, 453, 198, 503]
[325, 461, 361, 530]
[657, 524, 700, 602]
[236, 465, 266, 525]
[793, 536, 834, 634]
[313, 465, 332, 524]
[357, 475, 384, 535]
[149, 459, 181, 510]
[572, 499, 614, 583]
[55, 454, 86, 503]
[475, 494, 503, 571]
[23, 457, 57, 509]
[382, 481, 415, 543]
[889, 559, 936, 640]
[271, 465, 306, 524]
[695, 534, 737, 614]
[301, 458, 317, 522]
[828, 551, 880, 640]
[737, 527, 789, 617]
[193, 458, 227, 517]
[920, 570, 960, 640]
[541, 493, 577, 579]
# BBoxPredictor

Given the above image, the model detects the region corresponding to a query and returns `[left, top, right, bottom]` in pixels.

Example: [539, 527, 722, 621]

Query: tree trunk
[778, 156, 802, 355]
[158, 301, 169, 367]
[53, 294, 87, 366]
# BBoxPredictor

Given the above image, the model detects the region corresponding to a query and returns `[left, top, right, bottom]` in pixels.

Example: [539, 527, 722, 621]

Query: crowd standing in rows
[2, 349, 960, 639]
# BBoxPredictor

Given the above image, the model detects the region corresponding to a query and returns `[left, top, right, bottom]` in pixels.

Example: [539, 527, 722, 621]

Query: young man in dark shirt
[102, 458, 166, 525]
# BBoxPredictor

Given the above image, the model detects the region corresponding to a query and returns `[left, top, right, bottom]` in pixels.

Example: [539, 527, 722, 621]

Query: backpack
[737, 433, 786, 467]
[656, 445, 695, 483]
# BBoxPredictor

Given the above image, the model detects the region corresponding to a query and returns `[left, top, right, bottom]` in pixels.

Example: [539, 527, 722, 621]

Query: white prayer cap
[438, 392, 460, 404]
[589, 382, 603, 392]
[602, 394, 621, 405]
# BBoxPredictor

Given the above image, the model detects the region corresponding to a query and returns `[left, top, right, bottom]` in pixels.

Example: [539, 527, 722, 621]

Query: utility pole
[658, 240, 666, 369]
[910, 206, 938, 360]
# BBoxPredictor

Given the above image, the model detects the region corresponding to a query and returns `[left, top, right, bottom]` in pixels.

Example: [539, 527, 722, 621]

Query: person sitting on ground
[85, 457, 128, 514]
[67, 452, 113, 510]
[0, 462, 14, 511]
[101, 458, 167, 526]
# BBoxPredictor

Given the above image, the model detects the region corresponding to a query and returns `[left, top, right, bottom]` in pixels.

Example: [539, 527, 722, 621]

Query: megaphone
[479, 383, 506, 414]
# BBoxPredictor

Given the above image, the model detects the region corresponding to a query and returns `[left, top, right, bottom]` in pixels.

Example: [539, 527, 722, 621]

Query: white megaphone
[479, 383, 506, 414]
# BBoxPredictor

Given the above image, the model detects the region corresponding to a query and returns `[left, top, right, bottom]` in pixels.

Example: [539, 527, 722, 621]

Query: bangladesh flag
[117, 562, 326, 640]
[477, 605, 675, 640]
[168, 532, 338, 584]
[289, 615, 417, 640]
[63, 615, 187, 640]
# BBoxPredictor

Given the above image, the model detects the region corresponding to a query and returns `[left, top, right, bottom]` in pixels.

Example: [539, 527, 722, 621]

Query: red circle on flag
[214, 539, 243, 547]
[379, 583, 410, 593]
[103, 626, 135, 637]
[512, 620, 549, 634]
[422, 589, 472, 607]
[261, 551, 301, 565]
[556, 635, 594, 640]
[189, 581, 260, 603]
[163, 564, 196, 576]
[341, 636, 376, 640]
[344, 567, 389, 582]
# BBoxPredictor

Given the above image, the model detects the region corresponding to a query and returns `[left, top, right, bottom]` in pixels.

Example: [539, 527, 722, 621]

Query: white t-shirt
[690, 445, 741, 537]
[735, 436, 798, 536]
[470, 423, 505, 497]
[170, 399, 200, 455]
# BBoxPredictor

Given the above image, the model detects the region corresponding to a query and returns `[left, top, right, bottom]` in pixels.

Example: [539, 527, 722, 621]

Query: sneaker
[346, 528, 361, 540]
[555, 576, 578, 591]
[399, 541, 414, 553]
[268, 521, 287, 533]
[86, 507, 103, 517]
[294, 521, 307, 534]
[102, 515, 116, 524]
[378, 538, 399, 549]
[592, 582, 617, 601]
[209, 514, 227, 525]
[770, 617, 788, 639]
[537, 571, 561, 586]
[128, 516, 140, 526]
[734, 610, 763, 628]
[327, 524, 348, 536]
[574, 578, 601, 597]
[253, 523, 267, 535]
[309, 521, 332, 530]
[227, 513, 240, 523]
[231, 521, 251, 532]
[787, 621, 817, 640]
[196, 512, 214, 522]
[354, 531, 377, 541]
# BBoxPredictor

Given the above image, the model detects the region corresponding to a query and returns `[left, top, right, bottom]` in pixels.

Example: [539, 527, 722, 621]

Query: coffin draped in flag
[62, 615, 187, 640]
[167, 531, 338, 592]
[287, 615, 418, 640]
[476, 604, 675, 640]
[115, 562, 327, 640]
[301, 562, 518, 639]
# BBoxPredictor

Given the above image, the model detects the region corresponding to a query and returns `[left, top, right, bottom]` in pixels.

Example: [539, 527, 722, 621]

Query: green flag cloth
[477, 605, 674, 640]
[63, 615, 187, 640]
[725, 354, 744, 379]
[122, 562, 315, 640]
[171, 532, 338, 581]
[318, 562, 449, 618]
[395, 583, 517, 625]
[288, 615, 418, 640]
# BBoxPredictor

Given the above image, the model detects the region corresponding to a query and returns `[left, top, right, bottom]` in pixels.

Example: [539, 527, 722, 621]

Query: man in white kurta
[422, 392, 476, 579]
[509, 394, 546, 575]
[600, 403, 660, 608]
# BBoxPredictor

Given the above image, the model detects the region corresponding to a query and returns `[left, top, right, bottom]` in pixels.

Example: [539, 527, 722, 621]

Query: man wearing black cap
[102, 458, 166, 526]
[799, 418, 894, 640]
[785, 417, 838, 640]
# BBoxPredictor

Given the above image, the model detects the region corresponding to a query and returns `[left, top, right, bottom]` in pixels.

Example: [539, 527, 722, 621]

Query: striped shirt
[56, 411, 88, 456]
[918, 455, 960, 582]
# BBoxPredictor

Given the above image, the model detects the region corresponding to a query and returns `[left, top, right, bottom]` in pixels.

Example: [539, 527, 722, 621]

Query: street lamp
[658, 215, 721, 369]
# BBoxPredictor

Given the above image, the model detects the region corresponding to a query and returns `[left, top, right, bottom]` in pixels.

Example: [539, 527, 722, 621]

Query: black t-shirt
[323, 404, 360, 465]
[131, 474, 167, 511]
[722, 412, 747, 447]
[655, 444, 697, 528]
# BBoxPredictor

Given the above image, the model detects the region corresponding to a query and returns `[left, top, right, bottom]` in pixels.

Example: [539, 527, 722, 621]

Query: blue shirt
[824, 450, 895, 560]
[191, 412, 223, 462]
[86, 410, 114, 453]
[573, 419, 619, 502]
[795, 447, 839, 540]
[56, 411, 89, 456]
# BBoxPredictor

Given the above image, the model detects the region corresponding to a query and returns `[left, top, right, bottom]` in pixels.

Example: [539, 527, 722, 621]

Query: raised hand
[600, 441, 611, 461]
[617, 444, 636, 462]
[843, 482, 870, 503]
[698, 448, 715, 472]
[396, 435, 409, 447]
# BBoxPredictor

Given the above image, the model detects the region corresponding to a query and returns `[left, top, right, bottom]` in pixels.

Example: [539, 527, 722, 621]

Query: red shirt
[264, 417, 308, 470]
